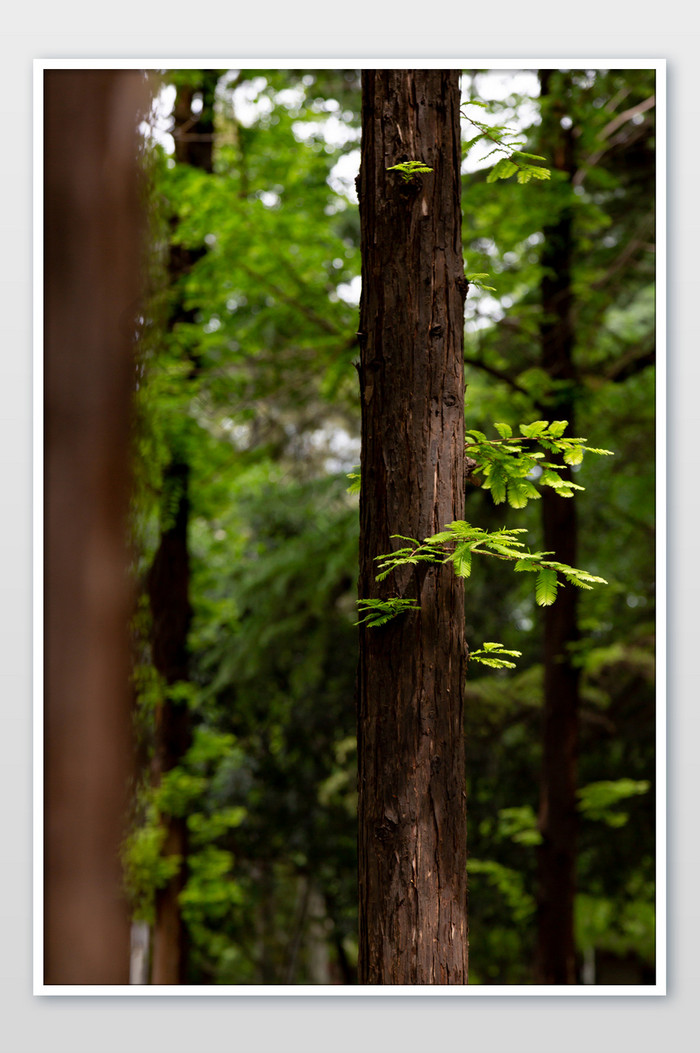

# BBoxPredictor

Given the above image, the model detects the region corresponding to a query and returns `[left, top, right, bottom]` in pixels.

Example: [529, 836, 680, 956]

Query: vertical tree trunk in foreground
[535, 70, 580, 985]
[357, 70, 468, 985]
[44, 69, 146, 983]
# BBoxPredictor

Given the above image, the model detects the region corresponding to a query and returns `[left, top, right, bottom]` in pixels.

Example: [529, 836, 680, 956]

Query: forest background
[44, 64, 657, 987]
[6, 2, 700, 1045]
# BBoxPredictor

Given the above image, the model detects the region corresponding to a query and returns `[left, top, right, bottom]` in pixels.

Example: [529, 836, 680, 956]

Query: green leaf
[486, 158, 518, 183]
[470, 655, 518, 669]
[469, 641, 522, 670]
[487, 466, 507, 504]
[346, 467, 361, 494]
[507, 480, 540, 509]
[387, 160, 433, 181]
[451, 543, 473, 578]
[563, 445, 584, 466]
[519, 420, 549, 438]
[535, 567, 559, 606]
[577, 779, 650, 827]
[355, 597, 421, 627]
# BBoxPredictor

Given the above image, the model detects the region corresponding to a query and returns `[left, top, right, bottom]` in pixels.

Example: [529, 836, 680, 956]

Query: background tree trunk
[534, 70, 580, 985]
[44, 69, 146, 984]
[357, 69, 468, 985]
[148, 73, 218, 986]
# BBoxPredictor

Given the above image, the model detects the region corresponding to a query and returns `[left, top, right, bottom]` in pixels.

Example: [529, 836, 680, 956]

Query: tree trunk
[534, 70, 580, 985]
[148, 460, 193, 985]
[357, 70, 468, 985]
[148, 73, 218, 985]
[44, 69, 146, 984]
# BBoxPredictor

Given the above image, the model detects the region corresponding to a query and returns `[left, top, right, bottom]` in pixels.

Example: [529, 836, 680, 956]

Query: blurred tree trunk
[535, 70, 580, 985]
[148, 73, 218, 985]
[44, 69, 146, 984]
[357, 69, 469, 984]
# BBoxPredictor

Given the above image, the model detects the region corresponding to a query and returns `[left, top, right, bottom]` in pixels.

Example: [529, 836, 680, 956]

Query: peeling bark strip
[357, 70, 468, 984]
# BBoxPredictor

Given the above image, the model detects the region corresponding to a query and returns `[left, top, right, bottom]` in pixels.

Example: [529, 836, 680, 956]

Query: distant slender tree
[44, 69, 146, 984]
[534, 70, 580, 985]
[148, 71, 220, 986]
[357, 69, 469, 984]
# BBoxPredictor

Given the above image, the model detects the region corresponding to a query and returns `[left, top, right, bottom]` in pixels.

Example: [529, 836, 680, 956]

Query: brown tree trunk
[44, 69, 146, 984]
[148, 73, 218, 985]
[148, 460, 193, 985]
[534, 70, 580, 985]
[357, 70, 468, 985]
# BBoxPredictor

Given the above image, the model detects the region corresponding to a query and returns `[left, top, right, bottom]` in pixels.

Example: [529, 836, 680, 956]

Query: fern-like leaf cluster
[355, 597, 421, 627]
[461, 102, 551, 185]
[355, 421, 612, 671]
[466, 419, 613, 508]
[386, 160, 434, 183]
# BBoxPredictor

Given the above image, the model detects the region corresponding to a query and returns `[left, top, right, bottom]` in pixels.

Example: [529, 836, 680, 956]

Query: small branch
[600, 94, 656, 142]
[464, 355, 534, 400]
[239, 263, 346, 337]
[573, 95, 655, 187]
[602, 344, 655, 383]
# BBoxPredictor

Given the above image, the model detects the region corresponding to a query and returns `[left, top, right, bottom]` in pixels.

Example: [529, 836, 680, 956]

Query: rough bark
[148, 73, 218, 985]
[357, 70, 468, 985]
[534, 70, 580, 985]
[44, 69, 146, 984]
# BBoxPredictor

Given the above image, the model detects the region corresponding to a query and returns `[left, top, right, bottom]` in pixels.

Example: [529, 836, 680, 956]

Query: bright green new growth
[386, 160, 434, 182]
[465, 273, 497, 293]
[355, 421, 612, 666]
[469, 642, 523, 670]
[467, 419, 613, 507]
[355, 597, 422, 627]
[461, 101, 551, 185]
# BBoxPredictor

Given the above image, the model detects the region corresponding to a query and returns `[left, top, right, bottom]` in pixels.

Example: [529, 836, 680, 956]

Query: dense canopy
[115, 67, 656, 985]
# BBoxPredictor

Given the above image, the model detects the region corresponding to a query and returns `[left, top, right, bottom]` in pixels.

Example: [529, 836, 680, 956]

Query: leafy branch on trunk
[386, 159, 434, 182]
[355, 420, 611, 646]
[461, 102, 552, 185]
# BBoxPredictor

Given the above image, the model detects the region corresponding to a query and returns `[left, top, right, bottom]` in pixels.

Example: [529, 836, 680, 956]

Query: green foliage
[470, 642, 523, 670]
[461, 101, 551, 185]
[122, 808, 183, 925]
[575, 889, 655, 965]
[460, 67, 655, 983]
[129, 66, 655, 985]
[577, 778, 650, 828]
[466, 272, 497, 293]
[355, 597, 421, 627]
[468, 859, 535, 924]
[358, 420, 610, 647]
[466, 420, 613, 508]
[386, 160, 434, 182]
[494, 805, 542, 846]
[345, 467, 361, 494]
